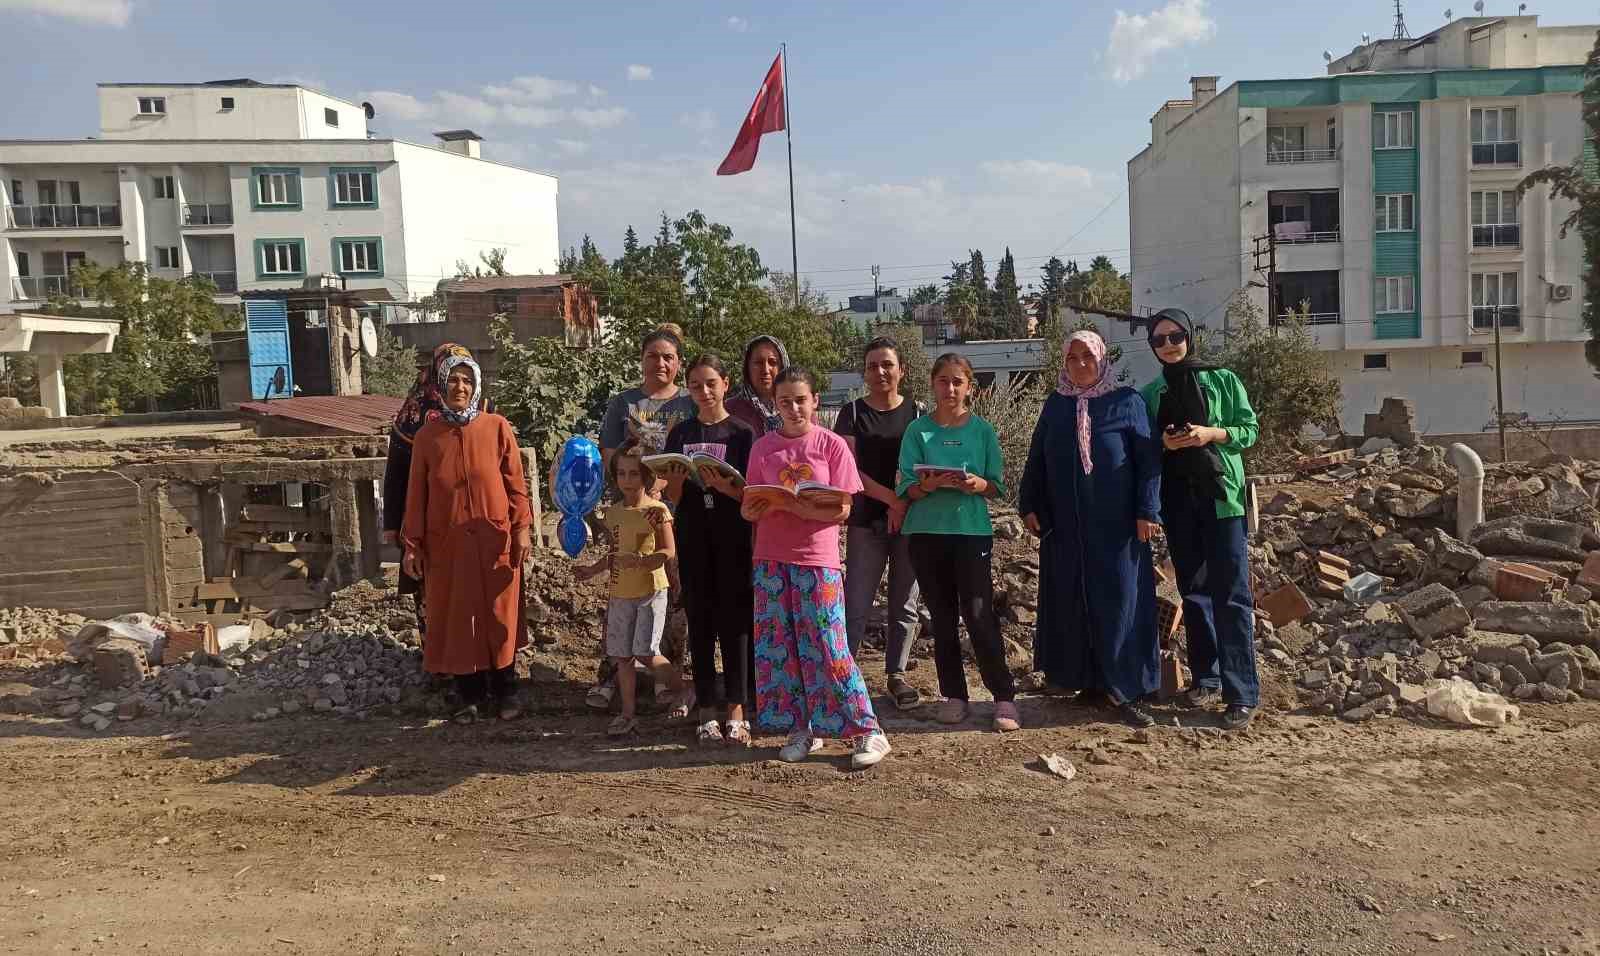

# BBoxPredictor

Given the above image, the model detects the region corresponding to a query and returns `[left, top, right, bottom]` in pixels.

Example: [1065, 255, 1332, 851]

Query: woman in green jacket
[1140, 308, 1261, 730]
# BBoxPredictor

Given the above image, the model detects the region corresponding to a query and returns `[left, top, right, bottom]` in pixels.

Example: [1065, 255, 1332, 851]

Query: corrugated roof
[442, 274, 573, 293]
[237, 395, 403, 435]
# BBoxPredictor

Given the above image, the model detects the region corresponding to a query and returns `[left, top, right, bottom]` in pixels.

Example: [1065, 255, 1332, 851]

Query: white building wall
[96, 85, 368, 141]
[393, 141, 560, 297]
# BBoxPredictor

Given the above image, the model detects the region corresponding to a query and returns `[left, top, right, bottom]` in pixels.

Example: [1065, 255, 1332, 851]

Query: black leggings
[680, 533, 754, 709]
[908, 533, 1015, 703]
[454, 664, 516, 705]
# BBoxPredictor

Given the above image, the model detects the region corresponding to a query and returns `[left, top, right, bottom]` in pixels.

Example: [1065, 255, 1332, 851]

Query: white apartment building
[0, 79, 560, 314]
[1128, 16, 1599, 436]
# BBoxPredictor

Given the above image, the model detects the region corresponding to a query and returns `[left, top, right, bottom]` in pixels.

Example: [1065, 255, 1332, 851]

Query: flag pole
[782, 43, 799, 311]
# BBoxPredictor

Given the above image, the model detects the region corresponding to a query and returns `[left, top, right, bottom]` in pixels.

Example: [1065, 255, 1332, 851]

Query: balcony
[1471, 142, 1520, 167]
[182, 203, 233, 227]
[187, 270, 238, 293]
[1273, 269, 1341, 328]
[1275, 226, 1341, 245]
[10, 276, 87, 300]
[1472, 224, 1521, 249]
[1472, 306, 1522, 331]
[1266, 146, 1339, 165]
[6, 204, 122, 230]
[1278, 311, 1343, 325]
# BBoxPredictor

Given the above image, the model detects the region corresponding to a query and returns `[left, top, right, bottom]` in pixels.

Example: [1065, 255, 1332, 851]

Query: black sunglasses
[1149, 329, 1189, 347]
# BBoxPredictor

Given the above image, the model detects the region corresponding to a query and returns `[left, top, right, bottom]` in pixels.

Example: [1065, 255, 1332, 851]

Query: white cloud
[481, 75, 579, 102]
[555, 139, 590, 156]
[0, 0, 130, 26]
[571, 107, 630, 129]
[979, 159, 1097, 191]
[1106, 0, 1216, 85]
[269, 73, 327, 91]
[363, 90, 433, 122]
[436, 91, 499, 126]
[588, 84, 607, 98]
[500, 105, 566, 128]
[679, 109, 718, 133]
[726, 15, 749, 32]
[626, 64, 654, 81]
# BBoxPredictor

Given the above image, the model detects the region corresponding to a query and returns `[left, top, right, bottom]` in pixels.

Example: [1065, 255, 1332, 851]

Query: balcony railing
[6, 204, 122, 230]
[11, 276, 87, 300]
[1266, 147, 1339, 164]
[1275, 311, 1342, 326]
[1472, 224, 1521, 249]
[1274, 227, 1341, 245]
[1472, 306, 1522, 331]
[182, 203, 233, 227]
[1471, 142, 1520, 166]
[187, 270, 238, 293]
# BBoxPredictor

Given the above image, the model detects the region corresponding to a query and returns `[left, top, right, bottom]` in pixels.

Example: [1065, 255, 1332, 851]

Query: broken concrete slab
[91, 638, 148, 688]
[1469, 516, 1590, 562]
[1394, 583, 1472, 641]
[1470, 601, 1596, 647]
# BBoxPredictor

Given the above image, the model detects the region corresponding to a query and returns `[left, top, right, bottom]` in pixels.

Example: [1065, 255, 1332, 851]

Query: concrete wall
[97, 85, 368, 141]
[0, 471, 151, 617]
[1428, 424, 1600, 461]
[393, 141, 560, 295]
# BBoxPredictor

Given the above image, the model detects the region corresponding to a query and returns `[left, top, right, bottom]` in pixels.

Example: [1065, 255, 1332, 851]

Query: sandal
[724, 719, 752, 748]
[667, 688, 695, 720]
[888, 675, 923, 711]
[606, 715, 637, 737]
[451, 704, 479, 725]
[696, 719, 724, 744]
[586, 682, 615, 711]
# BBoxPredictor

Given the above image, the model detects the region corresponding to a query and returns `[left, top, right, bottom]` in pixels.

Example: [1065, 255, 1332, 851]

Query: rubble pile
[1251, 445, 1600, 723]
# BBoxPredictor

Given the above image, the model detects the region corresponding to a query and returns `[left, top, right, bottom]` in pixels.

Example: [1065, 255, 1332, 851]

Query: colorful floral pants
[752, 560, 881, 740]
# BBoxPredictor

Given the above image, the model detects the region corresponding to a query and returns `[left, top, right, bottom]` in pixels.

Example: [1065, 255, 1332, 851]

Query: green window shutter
[1583, 138, 1598, 182]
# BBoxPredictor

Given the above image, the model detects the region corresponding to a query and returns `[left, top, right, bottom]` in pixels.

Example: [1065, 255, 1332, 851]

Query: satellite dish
[1323, 50, 1334, 61]
[1361, 32, 1371, 43]
[1445, 7, 1453, 19]
[1473, 0, 1484, 12]
[359, 315, 379, 358]
[362, 101, 375, 120]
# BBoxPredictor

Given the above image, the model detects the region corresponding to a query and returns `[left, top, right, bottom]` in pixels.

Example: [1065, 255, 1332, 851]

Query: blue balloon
[557, 514, 590, 559]
[553, 436, 604, 557]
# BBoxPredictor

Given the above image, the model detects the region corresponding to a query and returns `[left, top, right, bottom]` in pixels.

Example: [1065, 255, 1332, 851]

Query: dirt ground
[3, 662, 1599, 956]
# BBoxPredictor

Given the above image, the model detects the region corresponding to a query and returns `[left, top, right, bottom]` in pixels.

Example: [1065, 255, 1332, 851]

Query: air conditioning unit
[1551, 284, 1574, 302]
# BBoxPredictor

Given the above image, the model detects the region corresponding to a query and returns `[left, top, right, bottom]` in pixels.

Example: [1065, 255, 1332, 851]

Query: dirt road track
[2, 699, 1599, 955]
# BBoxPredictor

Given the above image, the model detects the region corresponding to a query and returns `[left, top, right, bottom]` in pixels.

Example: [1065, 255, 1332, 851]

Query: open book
[912, 463, 970, 481]
[743, 481, 850, 510]
[642, 452, 743, 485]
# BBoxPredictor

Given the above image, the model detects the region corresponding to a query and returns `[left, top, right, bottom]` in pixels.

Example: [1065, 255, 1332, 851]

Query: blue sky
[3, 0, 1597, 304]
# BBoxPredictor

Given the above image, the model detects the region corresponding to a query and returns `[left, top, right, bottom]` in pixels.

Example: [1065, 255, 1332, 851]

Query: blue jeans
[1163, 491, 1259, 708]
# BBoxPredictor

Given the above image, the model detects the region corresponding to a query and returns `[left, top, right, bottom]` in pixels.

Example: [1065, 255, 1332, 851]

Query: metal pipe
[1448, 442, 1485, 541]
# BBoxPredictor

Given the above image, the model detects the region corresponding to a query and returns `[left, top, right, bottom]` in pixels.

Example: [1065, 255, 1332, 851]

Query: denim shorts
[605, 590, 669, 658]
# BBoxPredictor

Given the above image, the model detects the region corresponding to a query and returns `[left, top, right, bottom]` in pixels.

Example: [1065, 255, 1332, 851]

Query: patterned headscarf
[1054, 330, 1117, 475]
[732, 334, 791, 430]
[392, 342, 471, 443]
[436, 352, 484, 426]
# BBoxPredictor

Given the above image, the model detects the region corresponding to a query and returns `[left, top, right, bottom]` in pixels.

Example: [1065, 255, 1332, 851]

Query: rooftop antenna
[1393, 0, 1412, 37]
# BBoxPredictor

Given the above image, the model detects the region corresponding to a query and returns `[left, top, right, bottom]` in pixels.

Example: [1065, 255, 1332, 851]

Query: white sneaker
[850, 733, 892, 770]
[778, 732, 822, 763]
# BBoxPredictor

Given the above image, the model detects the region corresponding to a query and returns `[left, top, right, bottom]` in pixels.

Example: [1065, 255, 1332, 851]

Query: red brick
[1259, 581, 1314, 627]
[1578, 552, 1600, 592]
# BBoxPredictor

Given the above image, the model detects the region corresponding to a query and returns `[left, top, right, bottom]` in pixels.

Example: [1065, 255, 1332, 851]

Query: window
[1363, 353, 1390, 370]
[155, 246, 180, 269]
[252, 168, 302, 210]
[1472, 271, 1522, 330]
[15, 252, 28, 277]
[324, 107, 339, 127]
[1376, 275, 1415, 314]
[137, 96, 166, 115]
[1326, 117, 1338, 151]
[1470, 107, 1519, 165]
[1461, 350, 1486, 366]
[9, 180, 21, 204]
[152, 175, 174, 200]
[1266, 125, 1305, 159]
[330, 168, 377, 207]
[257, 239, 305, 277]
[1375, 194, 1415, 232]
[1374, 110, 1414, 149]
[335, 238, 382, 275]
[494, 292, 518, 314]
[1471, 190, 1520, 247]
[220, 96, 235, 111]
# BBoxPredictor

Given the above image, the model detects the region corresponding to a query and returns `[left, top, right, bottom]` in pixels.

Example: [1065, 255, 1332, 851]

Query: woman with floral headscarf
[1019, 330, 1163, 727]
[401, 347, 533, 723]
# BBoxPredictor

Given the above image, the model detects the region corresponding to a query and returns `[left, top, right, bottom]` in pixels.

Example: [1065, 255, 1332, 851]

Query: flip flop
[607, 715, 637, 737]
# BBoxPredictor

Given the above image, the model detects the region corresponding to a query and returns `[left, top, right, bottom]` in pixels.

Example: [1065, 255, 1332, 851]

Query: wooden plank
[240, 541, 333, 553]
[195, 579, 316, 600]
[241, 504, 326, 524]
[247, 593, 329, 611]
[174, 611, 253, 627]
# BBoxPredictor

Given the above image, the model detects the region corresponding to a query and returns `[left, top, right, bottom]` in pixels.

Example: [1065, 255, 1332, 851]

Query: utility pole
[1251, 232, 1277, 329]
[1493, 303, 1508, 462]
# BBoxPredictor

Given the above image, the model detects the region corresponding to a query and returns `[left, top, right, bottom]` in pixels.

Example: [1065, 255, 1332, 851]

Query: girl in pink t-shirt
[742, 368, 891, 770]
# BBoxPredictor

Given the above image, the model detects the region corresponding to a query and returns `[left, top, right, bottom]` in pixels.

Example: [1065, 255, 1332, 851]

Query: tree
[454, 247, 509, 279]
[363, 322, 420, 397]
[906, 284, 941, 307]
[45, 262, 231, 413]
[767, 271, 830, 315]
[943, 261, 980, 341]
[1038, 256, 1070, 331]
[1518, 28, 1600, 375]
[1213, 291, 1343, 457]
[991, 246, 1026, 337]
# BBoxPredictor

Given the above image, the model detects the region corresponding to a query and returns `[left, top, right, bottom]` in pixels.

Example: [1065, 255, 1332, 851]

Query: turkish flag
[716, 52, 786, 176]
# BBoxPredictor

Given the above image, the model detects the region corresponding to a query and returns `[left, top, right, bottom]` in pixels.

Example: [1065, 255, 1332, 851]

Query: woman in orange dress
[400, 348, 533, 722]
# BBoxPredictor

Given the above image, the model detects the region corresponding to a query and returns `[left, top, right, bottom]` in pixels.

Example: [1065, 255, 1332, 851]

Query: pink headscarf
[1054, 330, 1117, 475]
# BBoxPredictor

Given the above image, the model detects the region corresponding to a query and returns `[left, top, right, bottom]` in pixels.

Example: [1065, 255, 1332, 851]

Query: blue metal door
[244, 300, 293, 401]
